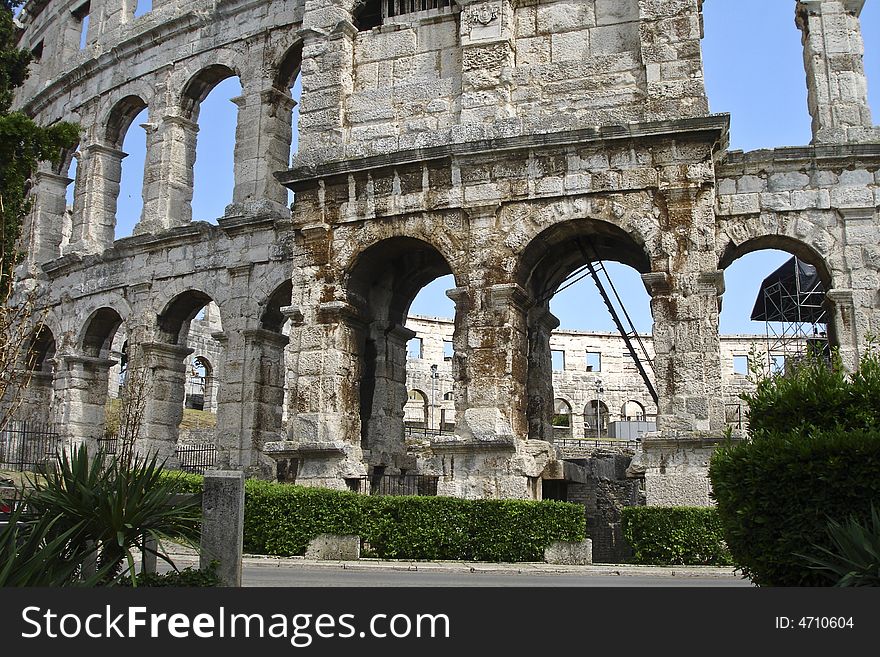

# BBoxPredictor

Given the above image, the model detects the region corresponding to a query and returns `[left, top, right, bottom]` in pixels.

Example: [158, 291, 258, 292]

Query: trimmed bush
[366, 496, 585, 562]
[167, 474, 586, 562]
[710, 428, 880, 586]
[243, 481, 364, 556]
[621, 507, 733, 566]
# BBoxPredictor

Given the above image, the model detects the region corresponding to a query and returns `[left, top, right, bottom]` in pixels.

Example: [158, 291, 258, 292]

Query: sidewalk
[163, 545, 742, 580]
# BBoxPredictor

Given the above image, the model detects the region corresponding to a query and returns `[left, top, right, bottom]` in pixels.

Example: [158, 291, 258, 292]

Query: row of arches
[15, 212, 849, 478]
[38, 43, 304, 260]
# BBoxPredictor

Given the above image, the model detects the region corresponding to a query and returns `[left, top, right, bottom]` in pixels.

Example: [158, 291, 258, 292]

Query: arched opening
[276, 44, 303, 209]
[59, 146, 78, 251]
[347, 237, 455, 470]
[183, 66, 241, 223]
[518, 218, 654, 443]
[27, 325, 56, 373]
[404, 389, 429, 429]
[719, 239, 833, 375]
[152, 293, 224, 465]
[584, 400, 610, 438]
[106, 95, 148, 239]
[622, 400, 646, 422]
[552, 398, 573, 439]
[259, 280, 294, 435]
[185, 356, 212, 412]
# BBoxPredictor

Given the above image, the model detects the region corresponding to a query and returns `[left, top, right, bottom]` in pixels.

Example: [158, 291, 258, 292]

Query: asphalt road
[161, 555, 752, 587]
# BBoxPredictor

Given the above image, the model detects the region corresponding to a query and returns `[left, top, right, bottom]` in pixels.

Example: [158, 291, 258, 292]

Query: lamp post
[430, 364, 439, 430]
[596, 378, 604, 439]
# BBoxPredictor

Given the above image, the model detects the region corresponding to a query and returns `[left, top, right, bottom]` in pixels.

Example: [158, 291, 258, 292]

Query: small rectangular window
[733, 355, 749, 375]
[31, 41, 44, 62]
[73, 2, 91, 51]
[551, 350, 565, 372]
[443, 340, 454, 360]
[407, 337, 423, 360]
[586, 351, 601, 372]
[134, 0, 153, 18]
[770, 354, 786, 374]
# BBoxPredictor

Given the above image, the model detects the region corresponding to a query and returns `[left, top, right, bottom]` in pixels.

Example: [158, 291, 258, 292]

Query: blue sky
[61, 1, 879, 335]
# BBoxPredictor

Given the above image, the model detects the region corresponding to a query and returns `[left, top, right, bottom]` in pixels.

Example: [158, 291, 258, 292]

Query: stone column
[215, 328, 289, 479]
[294, 4, 355, 165]
[53, 354, 116, 454]
[825, 288, 860, 369]
[362, 323, 415, 471]
[526, 306, 560, 443]
[272, 298, 367, 489]
[796, 0, 880, 143]
[638, 0, 709, 120]
[229, 81, 296, 216]
[458, 0, 516, 124]
[137, 114, 198, 234]
[22, 167, 71, 266]
[16, 370, 55, 424]
[67, 143, 125, 254]
[135, 342, 193, 466]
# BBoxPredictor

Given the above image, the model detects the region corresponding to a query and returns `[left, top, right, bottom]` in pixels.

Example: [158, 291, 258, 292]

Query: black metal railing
[404, 425, 454, 438]
[0, 420, 61, 472]
[555, 437, 641, 451]
[97, 435, 118, 455]
[349, 474, 439, 496]
[175, 443, 217, 474]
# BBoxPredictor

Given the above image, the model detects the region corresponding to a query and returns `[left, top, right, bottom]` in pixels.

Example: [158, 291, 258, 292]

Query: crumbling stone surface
[10, 0, 880, 505]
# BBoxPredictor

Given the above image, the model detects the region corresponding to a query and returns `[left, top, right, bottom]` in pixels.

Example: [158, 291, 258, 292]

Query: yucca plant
[798, 505, 880, 587]
[24, 444, 202, 585]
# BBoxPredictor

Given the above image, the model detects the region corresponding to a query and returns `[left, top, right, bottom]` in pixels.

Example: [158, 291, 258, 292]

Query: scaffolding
[750, 256, 828, 373]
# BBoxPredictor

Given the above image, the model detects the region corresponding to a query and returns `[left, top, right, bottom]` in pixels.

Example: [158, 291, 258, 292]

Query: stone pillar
[16, 370, 55, 424]
[796, 0, 880, 143]
[638, 0, 709, 120]
[458, 0, 516, 124]
[643, 268, 724, 435]
[67, 143, 125, 254]
[273, 299, 366, 488]
[826, 288, 860, 369]
[137, 114, 198, 235]
[200, 471, 244, 587]
[526, 306, 559, 443]
[136, 342, 193, 466]
[362, 323, 415, 471]
[294, 4, 355, 165]
[53, 354, 115, 454]
[229, 81, 296, 216]
[215, 328, 289, 479]
[22, 168, 71, 266]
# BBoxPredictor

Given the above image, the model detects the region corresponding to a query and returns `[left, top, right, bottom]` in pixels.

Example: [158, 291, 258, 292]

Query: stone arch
[80, 307, 125, 358]
[718, 233, 834, 289]
[186, 354, 213, 411]
[717, 232, 842, 356]
[261, 279, 293, 332]
[156, 289, 216, 345]
[404, 388, 429, 427]
[27, 324, 56, 373]
[552, 397, 573, 439]
[345, 236, 457, 468]
[584, 400, 610, 437]
[517, 217, 653, 443]
[274, 41, 303, 90]
[622, 399, 646, 422]
[180, 64, 240, 121]
[104, 94, 148, 149]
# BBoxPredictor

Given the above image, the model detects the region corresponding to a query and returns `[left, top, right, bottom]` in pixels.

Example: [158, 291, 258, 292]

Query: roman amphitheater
[9, 1, 880, 517]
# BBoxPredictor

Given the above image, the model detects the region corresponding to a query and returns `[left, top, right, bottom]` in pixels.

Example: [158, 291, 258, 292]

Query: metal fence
[175, 443, 217, 474]
[0, 420, 62, 472]
[555, 437, 641, 451]
[349, 474, 439, 496]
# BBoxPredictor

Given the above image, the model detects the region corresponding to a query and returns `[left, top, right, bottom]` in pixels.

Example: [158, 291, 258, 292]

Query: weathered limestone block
[305, 534, 361, 561]
[545, 539, 593, 565]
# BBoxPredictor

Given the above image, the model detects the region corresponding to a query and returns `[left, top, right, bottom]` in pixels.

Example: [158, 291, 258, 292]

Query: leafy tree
[0, 1, 78, 287]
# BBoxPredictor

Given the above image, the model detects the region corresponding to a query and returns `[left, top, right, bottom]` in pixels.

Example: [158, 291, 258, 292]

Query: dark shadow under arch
[158, 290, 214, 344]
[82, 307, 124, 358]
[181, 64, 238, 121]
[105, 95, 148, 149]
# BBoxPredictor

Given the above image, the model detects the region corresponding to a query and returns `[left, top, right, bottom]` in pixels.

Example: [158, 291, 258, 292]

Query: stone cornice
[280, 116, 731, 188]
[717, 143, 880, 177]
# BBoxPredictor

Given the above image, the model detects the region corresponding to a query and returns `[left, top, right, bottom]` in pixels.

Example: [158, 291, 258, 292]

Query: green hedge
[171, 474, 586, 562]
[710, 428, 880, 586]
[620, 507, 733, 566]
